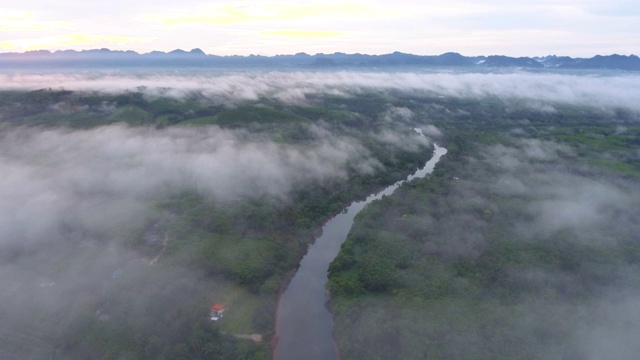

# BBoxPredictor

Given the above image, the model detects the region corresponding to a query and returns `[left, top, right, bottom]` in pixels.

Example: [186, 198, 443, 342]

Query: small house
[210, 303, 225, 321]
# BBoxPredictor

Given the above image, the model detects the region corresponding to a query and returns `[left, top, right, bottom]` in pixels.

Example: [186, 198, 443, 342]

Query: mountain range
[1, 48, 639, 71]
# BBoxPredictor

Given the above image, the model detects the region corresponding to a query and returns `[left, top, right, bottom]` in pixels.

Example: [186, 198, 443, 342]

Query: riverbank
[270, 142, 438, 356]
[273, 144, 446, 360]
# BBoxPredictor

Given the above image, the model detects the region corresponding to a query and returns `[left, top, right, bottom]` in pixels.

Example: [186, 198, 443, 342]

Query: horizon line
[0, 48, 638, 59]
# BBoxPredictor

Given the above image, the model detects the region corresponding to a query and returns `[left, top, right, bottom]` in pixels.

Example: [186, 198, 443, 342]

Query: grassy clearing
[108, 105, 153, 125]
[215, 106, 308, 126]
[181, 115, 218, 126]
[215, 285, 263, 334]
[588, 158, 640, 178]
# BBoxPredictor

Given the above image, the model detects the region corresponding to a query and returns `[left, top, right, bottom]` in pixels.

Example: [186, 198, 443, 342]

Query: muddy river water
[274, 139, 447, 360]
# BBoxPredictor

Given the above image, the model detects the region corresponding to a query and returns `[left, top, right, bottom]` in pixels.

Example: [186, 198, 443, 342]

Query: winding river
[274, 139, 447, 360]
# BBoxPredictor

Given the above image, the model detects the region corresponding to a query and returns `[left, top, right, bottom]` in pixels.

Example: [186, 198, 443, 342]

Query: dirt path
[234, 334, 263, 342]
[149, 232, 168, 265]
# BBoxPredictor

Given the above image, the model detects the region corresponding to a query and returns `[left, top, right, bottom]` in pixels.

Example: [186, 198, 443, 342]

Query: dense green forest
[329, 94, 640, 359]
[0, 87, 432, 359]
[2, 78, 639, 359]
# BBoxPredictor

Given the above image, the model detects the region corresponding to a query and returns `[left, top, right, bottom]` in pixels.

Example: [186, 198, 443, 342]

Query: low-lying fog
[1, 69, 639, 110]
[0, 67, 638, 357]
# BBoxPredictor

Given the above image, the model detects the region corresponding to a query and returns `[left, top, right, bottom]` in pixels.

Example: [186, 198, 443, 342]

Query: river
[274, 140, 447, 360]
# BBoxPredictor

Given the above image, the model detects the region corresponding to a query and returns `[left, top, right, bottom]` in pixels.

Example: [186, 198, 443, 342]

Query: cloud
[1, 66, 638, 357]
[481, 139, 640, 245]
[1, 70, 639, 111]
[0, 123, 379, 250]
[574, 291, 640, 360]
[410, 136, 639, 261]
[0, 120, 386, 355]
[420, 125, 443, 138]
[143, 2, 394, 27]
[382, 106, 414, 122]
[0, 8, 72, 31]
[0, 34, 154, 51]
[373, 129, 431, 152]
[260, 29, 345, 39]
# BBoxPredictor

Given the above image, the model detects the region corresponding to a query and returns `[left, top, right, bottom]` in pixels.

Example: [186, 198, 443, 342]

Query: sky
[0, 0, 638, 57]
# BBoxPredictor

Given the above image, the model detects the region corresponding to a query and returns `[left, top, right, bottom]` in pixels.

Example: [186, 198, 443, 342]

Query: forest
[0, 85, 431, 359]
[329, 92, 640, 360]
[1, 69, 638, 359]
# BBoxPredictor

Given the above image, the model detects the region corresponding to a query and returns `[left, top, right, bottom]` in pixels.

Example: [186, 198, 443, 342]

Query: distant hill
[482, 55, 544, 68]
[1, 48, 638, 71]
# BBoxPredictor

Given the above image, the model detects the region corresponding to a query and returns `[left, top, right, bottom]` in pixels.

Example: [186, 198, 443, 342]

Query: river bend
[274, 143, 447, 360]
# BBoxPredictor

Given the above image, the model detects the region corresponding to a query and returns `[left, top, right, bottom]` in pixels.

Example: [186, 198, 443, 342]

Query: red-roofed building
[210, 303, 225, 321]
